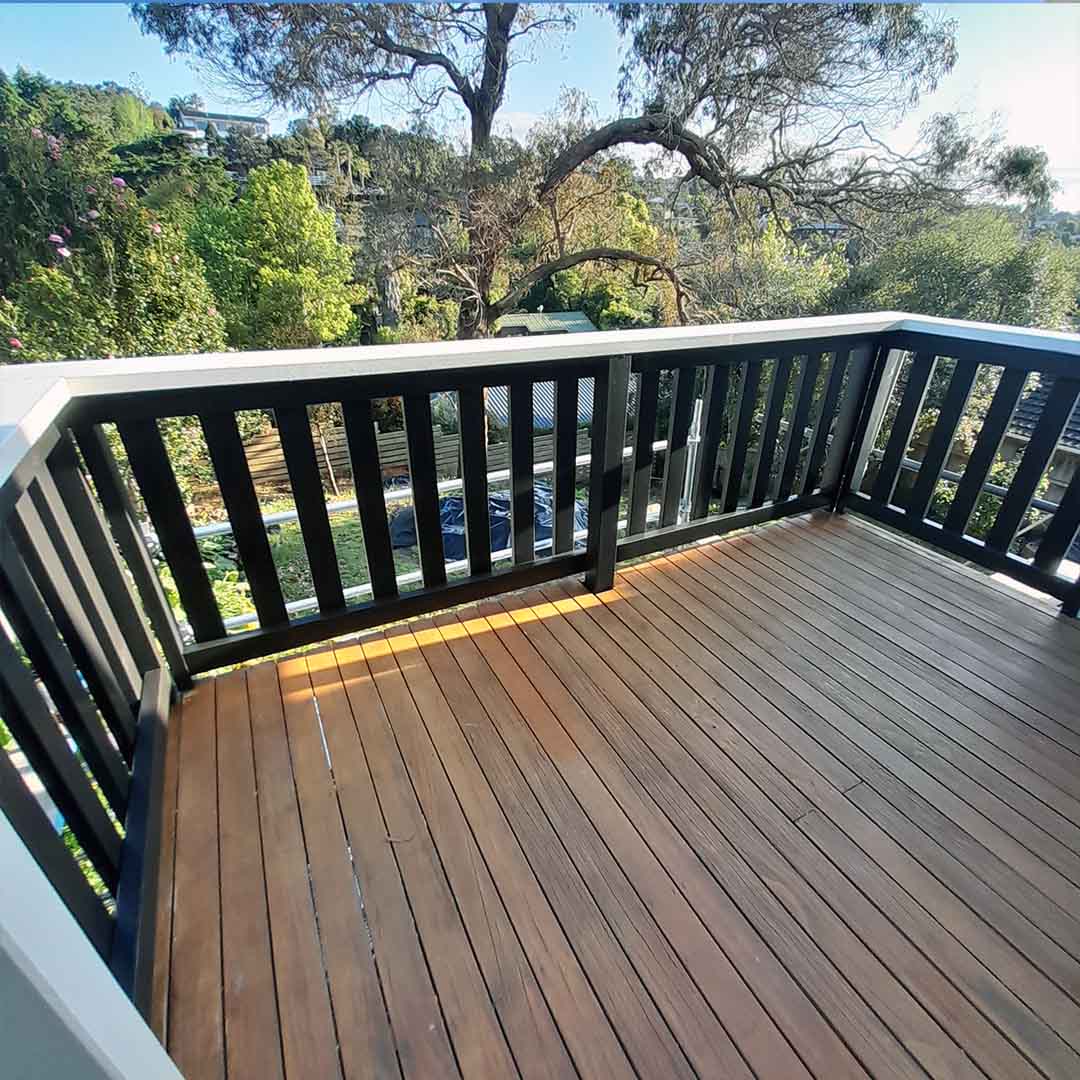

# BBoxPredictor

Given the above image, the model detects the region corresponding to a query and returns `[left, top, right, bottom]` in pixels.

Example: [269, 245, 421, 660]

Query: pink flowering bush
[1, 197, 225, 364]
[0, 72, 119, 292]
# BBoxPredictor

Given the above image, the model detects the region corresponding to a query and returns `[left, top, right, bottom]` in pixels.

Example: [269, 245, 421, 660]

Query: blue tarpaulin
[389, 483, 588, 559]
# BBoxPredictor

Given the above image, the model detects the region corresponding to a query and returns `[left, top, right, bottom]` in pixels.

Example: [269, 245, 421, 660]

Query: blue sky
[3, 3, 1079, 208]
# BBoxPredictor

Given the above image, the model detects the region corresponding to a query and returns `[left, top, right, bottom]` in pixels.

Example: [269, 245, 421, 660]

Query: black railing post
[586, 354, 631, 592]
[1063, 583, 1080, 619]
[828, 341, 894, 512]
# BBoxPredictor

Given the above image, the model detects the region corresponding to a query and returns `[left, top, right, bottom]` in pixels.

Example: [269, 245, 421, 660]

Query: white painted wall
[0, 814, 181, 1080]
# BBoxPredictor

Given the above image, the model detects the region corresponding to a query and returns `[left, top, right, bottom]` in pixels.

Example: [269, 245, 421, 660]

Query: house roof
[495, 311, 598, 335]
[1008, 374, 1080, 453]
[484, 380, 595, 430]
[177, 109, 269, 126]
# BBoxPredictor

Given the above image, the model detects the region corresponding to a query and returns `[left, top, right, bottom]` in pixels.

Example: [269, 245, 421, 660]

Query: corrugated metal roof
[485, 380, 594, 430]
[178, 109, 269, 125]
[483, 373, 646, 432]
[495, 311, 598, 335]
[1009, 375, 1080, 453]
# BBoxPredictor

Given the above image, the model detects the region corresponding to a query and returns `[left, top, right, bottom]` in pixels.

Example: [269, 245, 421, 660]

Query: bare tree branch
[490, 245, 686, 319]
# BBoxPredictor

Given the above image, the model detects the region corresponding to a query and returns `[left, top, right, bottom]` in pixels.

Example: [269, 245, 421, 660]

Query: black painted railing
[1, 311, 1079, 1020]
[846, 325, 1080, 616]
[60, 331, 882, 677]
[0, 426, 170, 1015]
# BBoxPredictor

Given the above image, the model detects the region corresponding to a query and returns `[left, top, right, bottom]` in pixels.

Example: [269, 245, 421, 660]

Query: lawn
[182, 465, 646, 634]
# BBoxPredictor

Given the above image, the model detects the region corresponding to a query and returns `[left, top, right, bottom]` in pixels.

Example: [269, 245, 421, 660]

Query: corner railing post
[831, 341, 904, 512]
[586, 354, 631, 593]
[1063, 581, 1080, 619]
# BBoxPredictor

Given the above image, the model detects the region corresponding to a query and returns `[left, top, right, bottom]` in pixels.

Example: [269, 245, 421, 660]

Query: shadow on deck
[154, 513, 1080, 1080]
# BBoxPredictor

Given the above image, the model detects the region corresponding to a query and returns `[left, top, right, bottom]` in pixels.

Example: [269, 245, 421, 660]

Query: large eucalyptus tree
[135, 3, 1046, 335]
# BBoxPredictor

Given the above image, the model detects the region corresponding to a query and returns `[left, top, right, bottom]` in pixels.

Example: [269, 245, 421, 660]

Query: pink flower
[110, 176, 126, 189]
[87, 209, 100, 220]
[8, 337, 22, 350]
[171, 254, 180, 265]
[56, 246, 71, 258]
[208, 306, 218, 318]
[150, 222, 162, 235]
[47, 233, 63, 244]
[30, 127, 43, 139]
[62, 226, 71, 237]
[86, 185, 97, 195]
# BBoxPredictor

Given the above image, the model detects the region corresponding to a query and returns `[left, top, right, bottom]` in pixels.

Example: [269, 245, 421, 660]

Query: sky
[2, 3, 1079, 208]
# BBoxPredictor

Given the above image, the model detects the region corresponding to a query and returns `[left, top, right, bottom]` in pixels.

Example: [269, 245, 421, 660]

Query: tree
[109, 91, 158, 144]
[841, 210, 1078, 549]
[0, 185, 226, 363]
[166, 92, 205, 120]
[114, 131, 236, 224]
[190, 159, 360, 347]
[134, 3, 1032, 337]
[689, 216, 849, 324]
[0, 69, 117, 291]
[832, 208, 1080, 330]
[0, 69, 193, 292]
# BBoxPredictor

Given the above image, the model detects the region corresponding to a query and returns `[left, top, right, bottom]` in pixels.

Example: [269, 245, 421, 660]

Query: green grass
[267, 513, 423, 603]
[186, 471, 605, 630]
[191, 494, 425, 628]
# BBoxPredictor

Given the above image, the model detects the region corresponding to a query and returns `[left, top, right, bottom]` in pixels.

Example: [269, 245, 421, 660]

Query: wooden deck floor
[152, 513, 1080, 1080]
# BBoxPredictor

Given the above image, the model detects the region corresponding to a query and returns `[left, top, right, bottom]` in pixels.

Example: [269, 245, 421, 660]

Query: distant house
[789, 221, 849, 242]
[428, 313, 602, 431]
[174, 108, 270, 141]
[484, 380, 596, 431]
[486, 312, 599, 427]
[494, 311, 598, 337]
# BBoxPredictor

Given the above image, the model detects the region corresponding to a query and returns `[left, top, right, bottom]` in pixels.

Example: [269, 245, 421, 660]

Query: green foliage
[988, 145, 1056, 211]
[63, 825, 110, 903]
[191, 159, 359, 347]
[734, 220, 849, 320]
[696, 218, 849, 323]
[108, 91, 158, 144]
[834, 209, 1080, 330]
[115, 131, 235, 224]
[373, 274, 459, 343]
[0, 69, 118, 291]
[927, 456, 1050, 547]
[1, 190, 226, 363]
[511, 146, 675, 329]
[523, 267, 660, 330]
